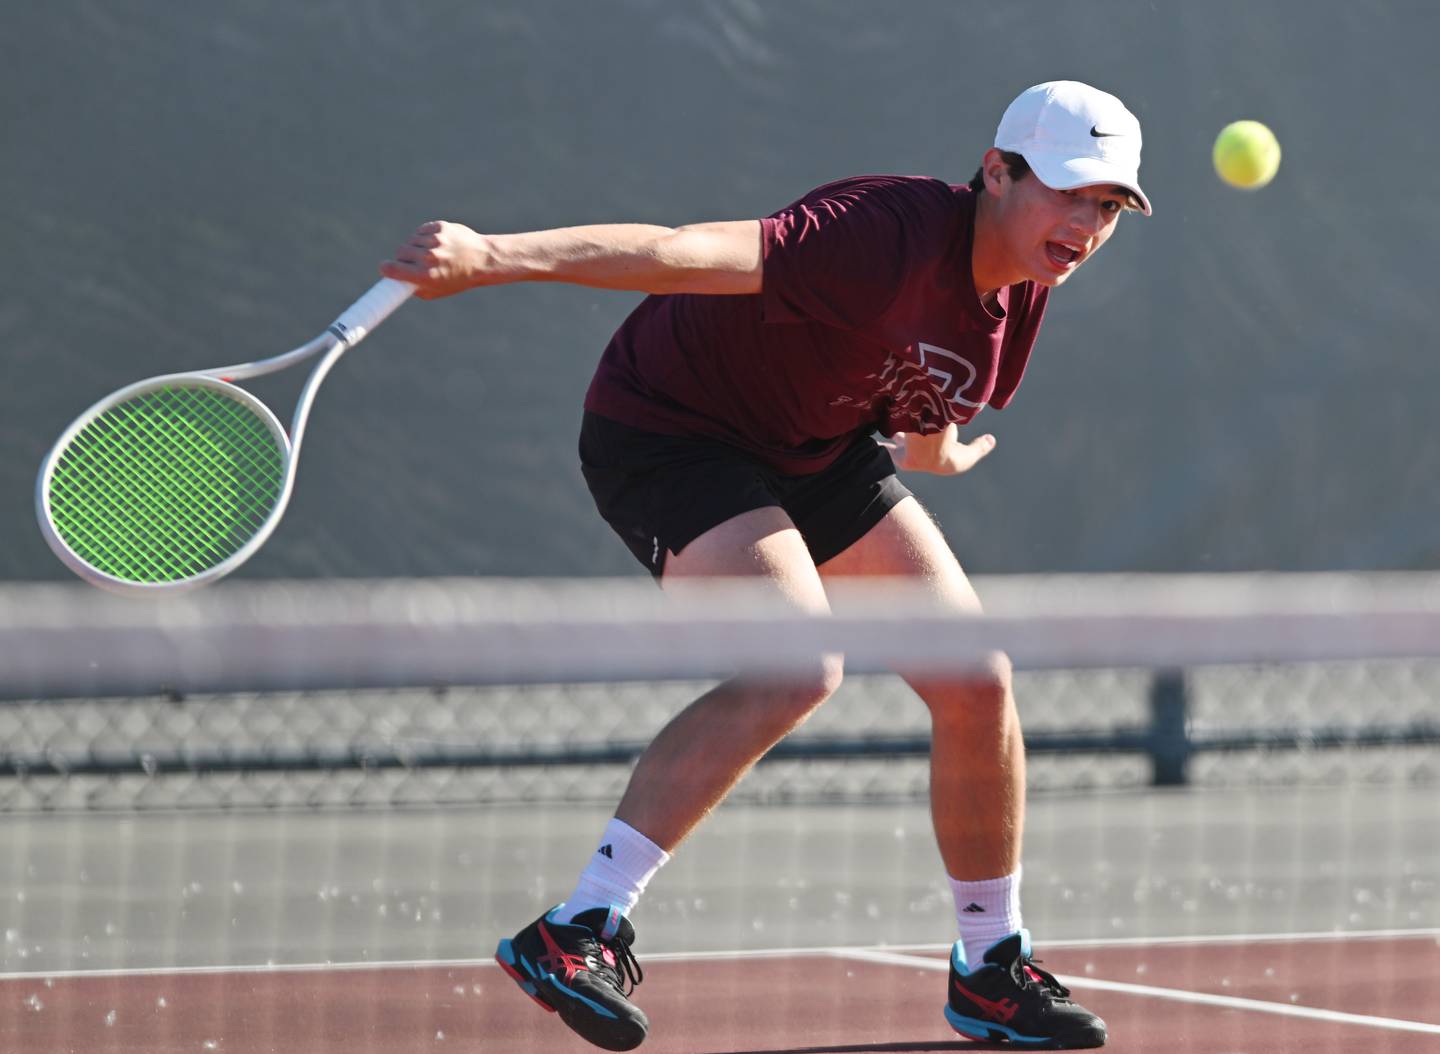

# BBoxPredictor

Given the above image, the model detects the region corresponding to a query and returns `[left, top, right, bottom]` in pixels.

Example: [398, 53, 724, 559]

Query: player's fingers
[379, 260, 424, 287]
[953, 434, 996, 472]
[380, 257, 448, 299]
[380, 259, 425, 279]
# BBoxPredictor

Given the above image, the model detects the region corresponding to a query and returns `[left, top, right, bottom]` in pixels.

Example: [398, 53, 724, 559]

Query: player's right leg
[497, 416, 841, 1050]
[497, 509, 840, 1051]
[616, 504, 840, 847]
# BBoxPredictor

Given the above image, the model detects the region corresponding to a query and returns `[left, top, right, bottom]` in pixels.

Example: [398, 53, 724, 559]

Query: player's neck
[971, 192, 1021, 304]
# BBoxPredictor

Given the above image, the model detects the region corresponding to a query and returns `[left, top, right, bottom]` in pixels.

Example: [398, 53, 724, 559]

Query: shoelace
[611, 937, 644, 996]
[1010, 955, 1071, 1000]
[578, 933, 645, 997]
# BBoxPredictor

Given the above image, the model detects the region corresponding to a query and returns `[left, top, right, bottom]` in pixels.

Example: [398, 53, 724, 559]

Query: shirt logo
[835, 341, 990, 435]
[1090, 125, 1124, 138]
[916, 343, 985, 409]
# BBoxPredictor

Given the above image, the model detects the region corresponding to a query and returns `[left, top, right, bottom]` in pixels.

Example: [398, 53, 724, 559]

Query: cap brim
[1025, 153, 1152, 216]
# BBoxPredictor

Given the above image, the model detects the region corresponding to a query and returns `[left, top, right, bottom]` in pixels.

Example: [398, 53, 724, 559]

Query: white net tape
[3, 573, 1440, 699]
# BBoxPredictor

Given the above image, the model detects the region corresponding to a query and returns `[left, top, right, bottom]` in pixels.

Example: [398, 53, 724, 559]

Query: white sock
[949, 868, 1022, 970]
[558, 818, 671, 923]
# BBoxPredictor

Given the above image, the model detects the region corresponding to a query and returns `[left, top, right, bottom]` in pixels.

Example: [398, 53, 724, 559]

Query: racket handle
[329, 277, 415, 345]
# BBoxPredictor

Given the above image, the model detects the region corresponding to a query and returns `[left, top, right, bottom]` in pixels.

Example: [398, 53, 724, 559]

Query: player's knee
[917, 650, 1012, 723]
[758, 652, 844, 732]
[790, 651, 845, 711]
[815, 650, 846, 701]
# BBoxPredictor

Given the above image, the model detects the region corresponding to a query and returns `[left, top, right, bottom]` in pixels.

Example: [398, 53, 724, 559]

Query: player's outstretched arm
[880, 424, 997, 476]
[380, 219, 762, 300]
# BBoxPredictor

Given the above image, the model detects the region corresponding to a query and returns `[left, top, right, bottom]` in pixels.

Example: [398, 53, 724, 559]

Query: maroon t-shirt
[584, 175, 1048, 474]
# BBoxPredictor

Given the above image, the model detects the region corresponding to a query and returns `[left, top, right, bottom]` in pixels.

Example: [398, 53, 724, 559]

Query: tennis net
[0, 573, 1436, 811]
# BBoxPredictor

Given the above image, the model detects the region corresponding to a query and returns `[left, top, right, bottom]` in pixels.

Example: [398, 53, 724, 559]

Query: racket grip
[329, 278, 415, 345]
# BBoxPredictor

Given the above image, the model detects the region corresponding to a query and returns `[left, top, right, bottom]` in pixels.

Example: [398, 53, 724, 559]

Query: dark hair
[971, 151, 1144, 211]
[969, 151, 1030, 191]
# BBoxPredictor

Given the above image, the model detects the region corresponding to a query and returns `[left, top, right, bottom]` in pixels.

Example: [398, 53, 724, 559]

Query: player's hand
[380, 221, 491, 299]
[880, 423, 996, 475]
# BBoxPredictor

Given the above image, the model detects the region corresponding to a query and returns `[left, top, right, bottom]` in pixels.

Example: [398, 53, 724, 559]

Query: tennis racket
[36, 277, 415, 594]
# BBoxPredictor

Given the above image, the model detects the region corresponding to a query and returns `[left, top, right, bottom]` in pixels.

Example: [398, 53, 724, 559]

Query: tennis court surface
[0, 788, 1435, 1053]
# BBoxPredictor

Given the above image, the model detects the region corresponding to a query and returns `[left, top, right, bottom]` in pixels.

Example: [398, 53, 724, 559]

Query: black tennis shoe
[945, 929, 1106, 1048]
[496, 904, 649, 1051]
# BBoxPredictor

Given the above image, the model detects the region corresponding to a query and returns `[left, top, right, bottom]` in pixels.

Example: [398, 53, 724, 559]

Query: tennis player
[383, 81, 1149, 1051]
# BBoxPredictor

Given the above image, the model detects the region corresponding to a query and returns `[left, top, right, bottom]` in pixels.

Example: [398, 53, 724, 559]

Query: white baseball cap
[994, 81, 1152, 216]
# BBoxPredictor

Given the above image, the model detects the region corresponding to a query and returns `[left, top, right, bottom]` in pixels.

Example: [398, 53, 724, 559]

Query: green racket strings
[47, 387, 285, 583]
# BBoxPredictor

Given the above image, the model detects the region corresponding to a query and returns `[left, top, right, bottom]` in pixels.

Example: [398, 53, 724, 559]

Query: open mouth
[1045, 241, 1083, 269]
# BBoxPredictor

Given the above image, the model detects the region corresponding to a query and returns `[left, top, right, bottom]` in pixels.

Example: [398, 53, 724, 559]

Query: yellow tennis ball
[1213, 120, 1281, 189]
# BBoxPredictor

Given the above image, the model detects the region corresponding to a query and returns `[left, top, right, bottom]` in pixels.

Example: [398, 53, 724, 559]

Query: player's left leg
[818, 496, 1019, 884]
[818, 497, 1106, 1049]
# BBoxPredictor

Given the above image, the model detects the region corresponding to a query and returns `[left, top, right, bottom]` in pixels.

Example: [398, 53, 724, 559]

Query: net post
[1147, 669, 1192, 786]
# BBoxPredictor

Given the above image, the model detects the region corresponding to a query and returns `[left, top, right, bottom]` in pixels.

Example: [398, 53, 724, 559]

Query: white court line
[836, 947, 1440, 1037]
[1, 926, 1436, 984]
[628, 925, 1440, 962]
[878, 924, 1440, 954]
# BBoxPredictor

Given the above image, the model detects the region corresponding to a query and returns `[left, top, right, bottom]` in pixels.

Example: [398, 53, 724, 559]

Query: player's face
[999, 177, 1129, 287]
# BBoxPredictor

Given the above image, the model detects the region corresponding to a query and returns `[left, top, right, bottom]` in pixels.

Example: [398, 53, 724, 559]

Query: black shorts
[579, 411, 913, 576]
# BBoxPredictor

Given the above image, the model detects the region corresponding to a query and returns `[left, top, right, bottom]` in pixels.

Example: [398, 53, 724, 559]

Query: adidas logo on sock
[961, 902, 987, 913]
[597, 844, 614, 859]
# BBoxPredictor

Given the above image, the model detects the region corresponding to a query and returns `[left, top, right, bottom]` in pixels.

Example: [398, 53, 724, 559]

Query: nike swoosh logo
[1090, 126, 1123, 138]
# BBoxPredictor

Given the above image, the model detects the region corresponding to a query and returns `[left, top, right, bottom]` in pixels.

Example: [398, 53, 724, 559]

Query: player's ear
[980, 148, 1011, 197]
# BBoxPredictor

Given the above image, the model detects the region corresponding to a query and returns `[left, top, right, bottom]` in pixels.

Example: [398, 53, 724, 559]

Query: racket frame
[36, 278, 412, 594]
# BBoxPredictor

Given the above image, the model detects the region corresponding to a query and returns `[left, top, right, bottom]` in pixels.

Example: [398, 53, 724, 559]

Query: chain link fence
[2, 661, 1435, 811]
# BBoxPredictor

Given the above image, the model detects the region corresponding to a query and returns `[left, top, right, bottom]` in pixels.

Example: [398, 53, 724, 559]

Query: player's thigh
[816, 495, 980, 611]
[817, 496, 1009, 699]
[666, 506, 843, 708]
[663, 506, 831, 617]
